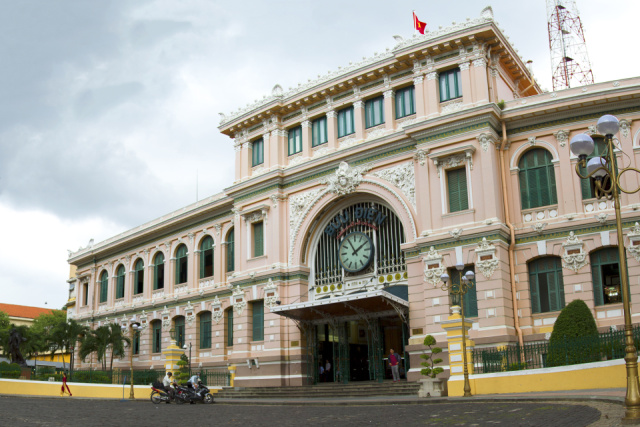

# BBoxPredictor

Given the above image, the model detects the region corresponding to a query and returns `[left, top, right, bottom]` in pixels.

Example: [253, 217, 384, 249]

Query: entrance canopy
[270, 289, 408, 324]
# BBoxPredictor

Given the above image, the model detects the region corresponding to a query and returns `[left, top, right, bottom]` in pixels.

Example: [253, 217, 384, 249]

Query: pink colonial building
[67, 7, 640, 387]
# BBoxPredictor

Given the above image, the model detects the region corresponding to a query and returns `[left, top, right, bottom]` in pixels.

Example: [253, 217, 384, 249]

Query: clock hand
[352, 241, 368, 255]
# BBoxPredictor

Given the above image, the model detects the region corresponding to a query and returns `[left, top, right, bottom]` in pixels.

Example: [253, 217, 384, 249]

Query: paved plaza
[0, 396, 625, 426]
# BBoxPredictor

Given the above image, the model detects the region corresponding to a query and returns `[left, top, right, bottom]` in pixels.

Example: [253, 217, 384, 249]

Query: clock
[339, 231, 374, 273]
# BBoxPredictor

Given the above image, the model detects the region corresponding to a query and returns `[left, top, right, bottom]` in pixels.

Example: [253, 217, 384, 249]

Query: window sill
[395, 113, 416, 121]
[312, 141, 328, 149]
[443, 209, 475, 218]
[249, 255, 267, 261]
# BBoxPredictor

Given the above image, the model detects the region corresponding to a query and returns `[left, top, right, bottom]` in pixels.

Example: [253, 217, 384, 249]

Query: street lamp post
[570, 114, 640, 423]
[121, 322, 142, 400]
[183, 342, 192, 377]
[441, 263, 475, 397]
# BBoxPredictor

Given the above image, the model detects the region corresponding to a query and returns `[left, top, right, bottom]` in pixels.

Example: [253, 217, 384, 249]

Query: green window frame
[591, 247, 628, 306]
[152, 321, 162, 353]
[199, 312, 212, 349]
[226, 309, 234, 347]
[175, 244, 188, 284]
[253, 221, 264, 258]
[99, 271, 108, 304]
[395, 86, 415, 119]
[83, 283, 88, 306]
[153, 252, 164, 290]
[579, 136, 609, 199]
[447, 167, 469, 213]
[252, 301, 264, 342]
[365, 96, 384, 128]
[174, 316, 185, 348]
[134, 259, 144, 295]
[449, 266, 478, 317]
[199, 236, 214, 279]
[115, 265, 125, 299]
[226, 228, 235, 273]
[529, 257, 566, 314]
[439, 68, 462, 102]
[518, 148, 558, 210]
[312, 116, 328, 147]
[252, 138, 264, 167]
[337, 107, 355, 138]
[288, 126, 302, 156]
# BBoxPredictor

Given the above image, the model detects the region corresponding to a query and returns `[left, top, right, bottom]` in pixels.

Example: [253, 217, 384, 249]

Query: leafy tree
[546, 299, 599, 367]
[107, 323, 130, 371]
[37, 313, 88, 374]
[0, 311, 10, 331]
[79, 324, 130, 371]
[420, 335, 444, 378]
[176, 354, 190, 384]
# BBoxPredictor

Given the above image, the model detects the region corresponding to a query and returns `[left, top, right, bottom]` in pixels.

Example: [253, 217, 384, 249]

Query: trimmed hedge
[546, 299, 599, 367]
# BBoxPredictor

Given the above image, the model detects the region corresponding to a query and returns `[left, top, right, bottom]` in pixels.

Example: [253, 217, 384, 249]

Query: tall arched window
[518, 148, 557, 210]
[134, 259, 144, 295]
[174, 316, 185, 348]
[99, 271, 109, 303]
[175, 244, 188, 284]
[528, 257, 565, 313]
[200, 236, 214, 279]
[153, 252, 164, 290]
[151, 319, 162, 353]
[115, 265, 125, 299]
[226, 309, 234, 348]
[226, 228, 235, 273]
[591, 247, 628, 306]
[199, 311, 212, 349]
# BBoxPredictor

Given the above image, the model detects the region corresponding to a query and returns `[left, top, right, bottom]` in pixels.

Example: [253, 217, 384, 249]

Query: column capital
[327, 110, 337, 119]
[426, 71, 438, 81]
[301, 120, 311, 128]
[458, 61, 470, 71]
[413, 75, 424, 85]
[354, 100, 364, 109]
[383, 89, 395, 99]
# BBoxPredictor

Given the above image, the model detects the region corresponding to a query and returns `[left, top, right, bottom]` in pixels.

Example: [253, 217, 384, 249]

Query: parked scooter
[150, 382, 174, 404]
[187, 381, 214, 404]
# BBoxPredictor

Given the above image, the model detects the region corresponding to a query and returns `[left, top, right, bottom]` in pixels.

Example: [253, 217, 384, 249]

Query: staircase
[215, 381, 420, 400]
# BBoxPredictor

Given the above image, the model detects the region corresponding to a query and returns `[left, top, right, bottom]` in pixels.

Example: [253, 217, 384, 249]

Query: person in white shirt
[162, 372, 175, 400]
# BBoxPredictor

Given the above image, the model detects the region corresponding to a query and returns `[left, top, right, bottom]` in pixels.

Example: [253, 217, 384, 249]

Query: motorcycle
[150, 382, 174, 404]
[186, 381, 214, 404]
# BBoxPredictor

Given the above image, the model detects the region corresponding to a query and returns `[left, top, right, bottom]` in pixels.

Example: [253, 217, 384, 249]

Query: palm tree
[79, 326, 111, 370]
[47, 319, 88, 373]
[107, 323, 130, 372]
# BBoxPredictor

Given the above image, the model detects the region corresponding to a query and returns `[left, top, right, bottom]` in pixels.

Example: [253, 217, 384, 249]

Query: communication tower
[546, 0, 594, 91]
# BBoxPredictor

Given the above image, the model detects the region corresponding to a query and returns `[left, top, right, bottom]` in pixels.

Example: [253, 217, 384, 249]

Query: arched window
[518, 148, 557, 210]
[200, 236, 214, 279]
[134, 259, 144, 295]
[175, 244, 188, 284]
[151, 320, 162, 353]
[199, 311, 212, 349]
[99, 271, 108, 303]
[115, 265, 125, 299]
[226, 228, 235, 273]
[591, 247, 628, 306]
[174, 316, 185, 348]
[579, 135, 609, 199]
[528, 257, 565, 313]
[153, 252, 165, 290]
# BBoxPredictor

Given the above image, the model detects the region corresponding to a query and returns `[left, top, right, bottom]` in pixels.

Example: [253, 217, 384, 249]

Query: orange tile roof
[0, 303, 62, 320]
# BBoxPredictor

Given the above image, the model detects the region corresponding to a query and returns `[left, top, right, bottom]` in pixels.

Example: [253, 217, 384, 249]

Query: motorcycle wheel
[204, 393, 214, 404]
[150, 391, 162, 404]
[175, 394, 186, 404]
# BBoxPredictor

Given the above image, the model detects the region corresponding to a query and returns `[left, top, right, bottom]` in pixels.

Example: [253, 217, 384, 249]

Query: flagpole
[413, 10, 416, 36]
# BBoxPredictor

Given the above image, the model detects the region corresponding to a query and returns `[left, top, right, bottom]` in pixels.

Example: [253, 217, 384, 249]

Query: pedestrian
[325, 359, 331, 382]
[389, 349, 400, 382]
[60, 372, 72, 397]
[318, 362, 324, 382]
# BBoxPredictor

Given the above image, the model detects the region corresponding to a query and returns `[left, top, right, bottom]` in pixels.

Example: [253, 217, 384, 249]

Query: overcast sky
[1, 0, 638, 310]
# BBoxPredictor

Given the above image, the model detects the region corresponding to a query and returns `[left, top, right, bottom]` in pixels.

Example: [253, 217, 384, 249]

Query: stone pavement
[0, 387, 632, 426]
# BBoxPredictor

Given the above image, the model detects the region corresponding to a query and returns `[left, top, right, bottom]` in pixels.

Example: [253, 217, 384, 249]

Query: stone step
[216, 382, 420, 399]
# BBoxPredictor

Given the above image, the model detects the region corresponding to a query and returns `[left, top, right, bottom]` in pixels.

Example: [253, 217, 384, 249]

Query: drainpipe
[499, 120, 524, 348]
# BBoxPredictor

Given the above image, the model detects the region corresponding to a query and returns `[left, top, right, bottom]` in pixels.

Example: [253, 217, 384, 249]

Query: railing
[198, 368, 231, 387]
[27, 367, 163, 385]
[473, 325, 640, 374]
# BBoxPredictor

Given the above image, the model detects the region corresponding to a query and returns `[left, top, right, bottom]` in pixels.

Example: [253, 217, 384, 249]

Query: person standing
[325, 360, 331, 382]
[60, 372, 72, 396]
[389, 349, 400, 382]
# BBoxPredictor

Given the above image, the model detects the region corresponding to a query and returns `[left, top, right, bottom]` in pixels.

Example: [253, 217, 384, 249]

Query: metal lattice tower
[547, 0, 594, 91]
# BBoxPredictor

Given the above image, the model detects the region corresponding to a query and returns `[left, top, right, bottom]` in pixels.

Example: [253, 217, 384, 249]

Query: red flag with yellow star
[413, 12, 426, 34]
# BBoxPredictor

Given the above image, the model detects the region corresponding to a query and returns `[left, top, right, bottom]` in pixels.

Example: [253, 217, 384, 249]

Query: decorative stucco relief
[423, 246, 446, 286]
[475, 238, 499, 279]
[372, 162, 416, 210]
[553, 130, 569, 148]
[562, 232, 588, 272]
[232, 285, 247, 316]
[184, 301, 195, 326]
[264, 278, 280, 309]
[161, 306, 171, 331]
[627, 222, 640, 262]
[211, 296, 223, 324]
[320, 161, 371, 196]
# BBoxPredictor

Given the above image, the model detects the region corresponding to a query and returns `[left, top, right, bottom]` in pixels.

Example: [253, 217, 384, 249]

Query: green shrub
[546, 299, 599, 367]
[177, 354, 190, 384]
[420, 335, 444, 378]
[497, 100, 506, 110]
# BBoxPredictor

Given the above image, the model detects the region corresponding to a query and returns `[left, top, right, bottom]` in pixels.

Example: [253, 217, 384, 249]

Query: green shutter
[529, 257, 565, 314]
[252, 301, 264, 341]
[227, 310, 234, 347]
[464, 286, 478, 317]
[447, 168, 468, 212]
[227, 229, 235, 272]
[529, 264, 541, 314]
[254, 222, 264, 257]
[519, 149, 557, 209]
[200, 312, 212, 349]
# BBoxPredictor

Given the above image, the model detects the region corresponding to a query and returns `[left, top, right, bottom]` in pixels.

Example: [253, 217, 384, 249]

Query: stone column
[327, 110, 338, 150]
[440, 308, 475, 397]
[234, 142, 242, 182]
[354, 100, 365, 141]
[472, 58, 490, 105]
[425, 71, 439, 117]
[301, 120, 312, 158]
[384, 89, 395, 131]
[458, 62, 472, 107]
[240, 142, 251, 179]
[413, 75, 426, 118]
[262, 132, 271, 169]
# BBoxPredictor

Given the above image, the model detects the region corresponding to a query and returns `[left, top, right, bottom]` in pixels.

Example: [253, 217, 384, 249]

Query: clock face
[338, 232, 373, 273]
